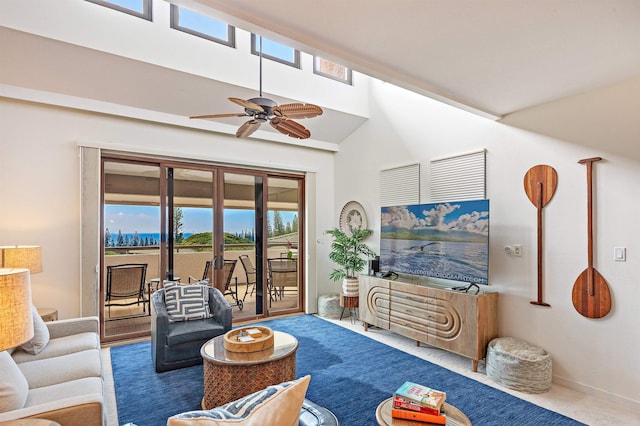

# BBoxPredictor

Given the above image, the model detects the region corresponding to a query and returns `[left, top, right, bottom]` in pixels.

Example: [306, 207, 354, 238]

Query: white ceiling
[3, 1, 639, 148]
[178, 0, 640, 119]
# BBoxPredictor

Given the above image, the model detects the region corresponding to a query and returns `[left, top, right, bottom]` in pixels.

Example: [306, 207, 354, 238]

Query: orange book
[391, 407, 446, 424]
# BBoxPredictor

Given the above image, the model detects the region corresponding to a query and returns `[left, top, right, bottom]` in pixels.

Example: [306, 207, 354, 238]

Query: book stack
[392, 381, 447, 424]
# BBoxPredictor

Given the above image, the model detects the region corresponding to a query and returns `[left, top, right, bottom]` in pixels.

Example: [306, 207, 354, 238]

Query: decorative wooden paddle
[572, 157, 611, 318]
[524, 165, 558, 307]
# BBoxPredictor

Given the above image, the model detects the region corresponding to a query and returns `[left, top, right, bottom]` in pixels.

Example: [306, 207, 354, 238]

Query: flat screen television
[380, 199, 489, 285]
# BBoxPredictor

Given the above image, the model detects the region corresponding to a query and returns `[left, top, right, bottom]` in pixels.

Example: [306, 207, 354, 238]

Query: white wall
[0, 98, 336, 320]
[333, 79, 640, 409]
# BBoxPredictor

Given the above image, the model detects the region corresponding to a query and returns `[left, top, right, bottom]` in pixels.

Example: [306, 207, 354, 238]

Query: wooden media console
[359, 275, 498, 371]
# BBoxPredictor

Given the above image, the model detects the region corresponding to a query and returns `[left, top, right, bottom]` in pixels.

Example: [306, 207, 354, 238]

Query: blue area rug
[111, 315, 584, 426]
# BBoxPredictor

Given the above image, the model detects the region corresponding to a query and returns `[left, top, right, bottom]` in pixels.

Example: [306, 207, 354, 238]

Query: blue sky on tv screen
[381, 199, 489, 239]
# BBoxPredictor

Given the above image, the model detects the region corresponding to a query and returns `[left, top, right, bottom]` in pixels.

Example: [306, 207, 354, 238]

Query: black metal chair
[190, 259, 243, 310]
[238, 254, 257, 301]
[105, 263, 149, 319]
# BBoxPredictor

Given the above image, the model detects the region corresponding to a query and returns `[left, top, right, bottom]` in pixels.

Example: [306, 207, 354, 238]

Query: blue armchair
[151, 286, 232, 372]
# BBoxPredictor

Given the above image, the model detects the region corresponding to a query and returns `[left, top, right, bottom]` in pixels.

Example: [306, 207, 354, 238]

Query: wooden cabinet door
[359, 275, 390, 329]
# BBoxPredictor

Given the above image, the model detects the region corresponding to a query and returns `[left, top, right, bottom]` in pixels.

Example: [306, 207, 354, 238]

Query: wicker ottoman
[317, 294, 341, 319]
[486, 337, 552, 393]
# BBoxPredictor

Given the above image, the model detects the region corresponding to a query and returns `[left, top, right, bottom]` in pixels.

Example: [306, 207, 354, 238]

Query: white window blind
[380, 163, 420, 206]
[430, 150, 486, 202]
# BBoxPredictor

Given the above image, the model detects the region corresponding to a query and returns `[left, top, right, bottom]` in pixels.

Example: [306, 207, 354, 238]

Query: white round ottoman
[317, 294, 341, 319]
[486, 337, 552, 393]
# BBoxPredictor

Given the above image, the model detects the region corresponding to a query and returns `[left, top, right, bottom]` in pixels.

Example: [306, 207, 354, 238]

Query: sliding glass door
[266, 176, 303, 315]
[102, 160, 161, 340]
[100, 155, 305, 342]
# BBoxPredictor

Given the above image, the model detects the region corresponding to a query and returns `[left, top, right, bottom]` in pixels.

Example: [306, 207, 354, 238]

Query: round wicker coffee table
[376, 397, 471, 426]
[200, 330, 298, 409]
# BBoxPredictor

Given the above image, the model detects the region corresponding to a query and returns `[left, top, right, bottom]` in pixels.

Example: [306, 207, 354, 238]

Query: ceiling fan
[190, 37, 323, 139]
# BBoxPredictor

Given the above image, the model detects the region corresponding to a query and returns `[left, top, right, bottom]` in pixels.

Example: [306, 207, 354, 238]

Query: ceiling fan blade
[229, 97, 265, 113]
[190, 113, 248, 119]
[270, 117, 311, 139]
[274, 103, 323, 119]
[236, 119, 262, 138]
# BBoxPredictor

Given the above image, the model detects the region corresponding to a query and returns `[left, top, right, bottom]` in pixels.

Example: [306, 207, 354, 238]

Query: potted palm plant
[326, 228, 376, 296]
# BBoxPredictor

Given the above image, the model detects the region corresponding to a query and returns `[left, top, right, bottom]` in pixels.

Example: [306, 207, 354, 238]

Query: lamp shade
[0, 268, 34, 351]
[0, 245, 42, 273]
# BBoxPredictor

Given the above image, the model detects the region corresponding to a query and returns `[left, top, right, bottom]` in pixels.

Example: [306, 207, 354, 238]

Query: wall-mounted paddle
[572, 157, 611, 318]
[524, 165, 558, 307]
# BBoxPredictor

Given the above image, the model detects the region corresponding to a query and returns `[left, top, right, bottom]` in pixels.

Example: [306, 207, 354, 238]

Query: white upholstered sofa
[0, 313, 105, 426]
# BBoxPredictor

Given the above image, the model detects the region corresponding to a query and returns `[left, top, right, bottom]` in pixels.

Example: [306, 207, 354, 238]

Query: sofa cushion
[0, 351, 29, 413]
[20, 306, 50, 355]
[18, 349, 102, 389]
[165, 318, 226, 347]
[25, 376, 103, 408]
[167, 375, 310, 426]
[11, 332, 99, 364]
[165, 283, 212, 322]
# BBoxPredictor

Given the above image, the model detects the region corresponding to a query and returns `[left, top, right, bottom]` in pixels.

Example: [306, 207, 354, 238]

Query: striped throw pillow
[164, 282, 211, 322]
[168, 375, 310, 426]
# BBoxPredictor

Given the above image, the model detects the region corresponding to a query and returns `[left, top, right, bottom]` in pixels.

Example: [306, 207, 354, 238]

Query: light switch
[614, 247, 626, 262]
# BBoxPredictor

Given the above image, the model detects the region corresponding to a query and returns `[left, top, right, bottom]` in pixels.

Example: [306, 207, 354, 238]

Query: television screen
[380, 199, 489, 284]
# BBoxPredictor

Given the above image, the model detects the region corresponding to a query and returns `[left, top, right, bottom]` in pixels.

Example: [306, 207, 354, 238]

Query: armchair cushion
[167, 375, 310, 426]
[0, 351, 28, 412]
[166, 319, 227, 347]
[164, 282, 212, 322]
[20, 306, 50, 355]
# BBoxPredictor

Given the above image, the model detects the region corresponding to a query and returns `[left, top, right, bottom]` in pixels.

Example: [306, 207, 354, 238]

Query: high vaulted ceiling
[178, 0, 640, 119]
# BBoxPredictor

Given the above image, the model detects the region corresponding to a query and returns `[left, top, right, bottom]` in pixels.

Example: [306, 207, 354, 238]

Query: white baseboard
[553, 374, 640, 413]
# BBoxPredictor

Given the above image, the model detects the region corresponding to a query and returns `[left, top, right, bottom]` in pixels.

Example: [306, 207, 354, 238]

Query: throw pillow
[164, 282, 211, 322]
[0, 351, 29, 412]
[167, 375, 311, 426]
[20, 305, 50, 355]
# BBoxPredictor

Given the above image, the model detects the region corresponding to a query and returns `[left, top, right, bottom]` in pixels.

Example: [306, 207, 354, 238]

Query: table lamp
[0, 268, 34, 351]
[0, 245, 42, 273]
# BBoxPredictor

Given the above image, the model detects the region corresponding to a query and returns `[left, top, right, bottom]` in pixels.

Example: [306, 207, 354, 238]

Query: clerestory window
[170, 5, 235, 47]
[251, 34, 300, 68]
[86, 0, 152, 20]
[313, 57, 352, 85]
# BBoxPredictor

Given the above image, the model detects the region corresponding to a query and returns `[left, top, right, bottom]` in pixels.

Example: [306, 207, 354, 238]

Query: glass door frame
[99, 153, 306, 342]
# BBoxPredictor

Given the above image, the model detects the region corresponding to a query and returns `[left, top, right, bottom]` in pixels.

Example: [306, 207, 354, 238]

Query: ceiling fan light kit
[190, 37, 322, 139]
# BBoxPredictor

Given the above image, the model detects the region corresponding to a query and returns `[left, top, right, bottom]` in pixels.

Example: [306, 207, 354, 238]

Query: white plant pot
[342, 277, 359, 296]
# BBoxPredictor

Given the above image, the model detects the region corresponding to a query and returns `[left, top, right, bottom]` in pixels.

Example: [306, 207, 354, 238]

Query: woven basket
[486, 337, 552, 393]
[317, 294, 341, 318]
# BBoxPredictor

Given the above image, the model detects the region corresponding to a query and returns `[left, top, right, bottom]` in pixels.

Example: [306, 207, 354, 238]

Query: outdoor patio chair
[190, 259, 243, 310]
[267, 258, 298, 303]
[105, 263, 149, 319]
[238, 254, 257, 301]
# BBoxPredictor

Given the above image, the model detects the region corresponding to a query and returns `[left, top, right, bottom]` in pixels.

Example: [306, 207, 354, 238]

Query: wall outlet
[513, 244, 522, 256]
